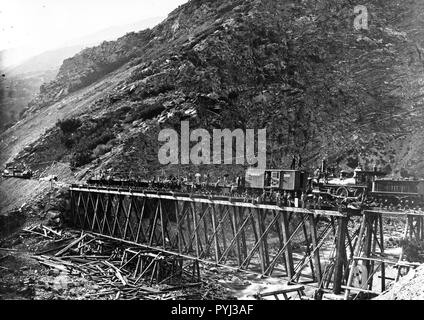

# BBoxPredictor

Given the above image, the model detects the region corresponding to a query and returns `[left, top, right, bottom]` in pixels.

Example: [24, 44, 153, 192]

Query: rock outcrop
[375, 265, 424, 300]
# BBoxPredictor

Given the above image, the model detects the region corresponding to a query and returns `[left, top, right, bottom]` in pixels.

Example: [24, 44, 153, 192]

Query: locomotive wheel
[391, 197, 400, 208]
[336, 187, 349, 198]
[354, 188, 364, 199]
[364, 195, 376, 205]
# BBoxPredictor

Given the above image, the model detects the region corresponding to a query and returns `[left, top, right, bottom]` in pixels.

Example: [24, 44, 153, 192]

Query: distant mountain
[66, 17, 164, 48]
[2, 17, 164, 75]
[0, 16, 164, 132]
[4, 46, 85, 76]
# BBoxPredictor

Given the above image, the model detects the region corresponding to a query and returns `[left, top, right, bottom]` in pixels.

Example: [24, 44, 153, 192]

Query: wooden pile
[28, 228, 208, 300]
[23, 224, 63, 239]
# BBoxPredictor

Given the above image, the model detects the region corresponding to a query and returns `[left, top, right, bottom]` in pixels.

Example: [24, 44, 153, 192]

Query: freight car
[245, 168, 308, 193]
[368, 179, 424, 209]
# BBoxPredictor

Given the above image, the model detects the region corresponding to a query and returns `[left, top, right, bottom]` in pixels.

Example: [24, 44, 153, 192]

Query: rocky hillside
[2, 0, 424, 182]
[376, 265, 424, 300]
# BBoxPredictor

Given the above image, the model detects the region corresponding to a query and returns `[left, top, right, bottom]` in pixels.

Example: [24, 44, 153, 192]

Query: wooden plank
[254, 209, 266, 273]
[202, 204, 210, 257]
[257, 285, 305, 297]
[232, 206, 242, 266]
[239, 207, 248, 261]
[281, 211, 294, 279]
[191, 202, 200, 258]
[341, 285, 379, 295]
[210, 204, 220, 263]
[395, 217, 409, 282]
[353, 256, 420, 267]
[344, 214, 367, 300]
[300, 216, 314, 282]
[260, 209, 270, 269]
[219, 206, 228, 255]
[175, 201, 183, 254]
[159, 200, 167, 249]
[54, 234, 87, 257]
[309, 215, 322, 283]
[333, 216, 348, 294]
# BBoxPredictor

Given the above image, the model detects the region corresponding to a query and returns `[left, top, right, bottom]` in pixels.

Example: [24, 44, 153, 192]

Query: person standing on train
[291, 155, 296, 170]
[195, 172, 201, 185]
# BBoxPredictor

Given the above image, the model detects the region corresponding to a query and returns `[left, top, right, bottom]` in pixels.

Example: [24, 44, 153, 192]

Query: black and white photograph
[1, 0, 424, 305]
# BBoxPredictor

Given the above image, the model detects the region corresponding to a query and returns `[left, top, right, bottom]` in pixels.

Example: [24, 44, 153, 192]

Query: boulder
[46, 210, 61, 220]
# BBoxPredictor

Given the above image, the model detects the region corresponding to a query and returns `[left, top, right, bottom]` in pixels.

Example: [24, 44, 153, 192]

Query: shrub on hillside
[93, 144, 112, 158]
[58, 118, 82, 134]
[124, 103, 165, 123]
[71, 151, 92, 167]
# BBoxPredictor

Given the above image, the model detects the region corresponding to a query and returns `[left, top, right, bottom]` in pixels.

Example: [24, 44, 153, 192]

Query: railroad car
[317, 167, 424, 209]
[244, 168, 308, 192]
[369, 179, 424, 208]
[2, 167, 33, 179]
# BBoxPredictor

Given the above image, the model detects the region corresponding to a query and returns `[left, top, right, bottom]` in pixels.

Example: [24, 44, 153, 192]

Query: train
[315, 167, 424, 209]
[85, 167, 424, 210]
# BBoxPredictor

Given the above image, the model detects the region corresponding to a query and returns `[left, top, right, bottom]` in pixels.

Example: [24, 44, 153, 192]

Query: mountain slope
[0, 17, 164, 133]
[1, 0, 424, 187]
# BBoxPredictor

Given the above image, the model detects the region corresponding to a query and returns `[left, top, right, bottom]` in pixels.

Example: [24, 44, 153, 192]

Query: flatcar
[87, 177, 151, 189]
[86, 168, 309, 199]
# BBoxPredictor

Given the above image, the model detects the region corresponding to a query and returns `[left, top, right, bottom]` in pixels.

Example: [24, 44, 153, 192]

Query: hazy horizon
[0, 0, 188, 68]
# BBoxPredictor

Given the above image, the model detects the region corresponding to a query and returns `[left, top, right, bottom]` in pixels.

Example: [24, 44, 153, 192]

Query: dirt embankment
[375, 265, 424, 300]
[0, 162, 79, 216]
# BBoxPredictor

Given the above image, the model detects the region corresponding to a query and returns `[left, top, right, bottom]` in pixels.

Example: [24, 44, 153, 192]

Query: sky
[0, 0, 188, 67]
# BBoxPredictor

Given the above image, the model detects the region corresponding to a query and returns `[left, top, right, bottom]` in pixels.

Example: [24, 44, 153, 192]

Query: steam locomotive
[315, 168, 424, 209]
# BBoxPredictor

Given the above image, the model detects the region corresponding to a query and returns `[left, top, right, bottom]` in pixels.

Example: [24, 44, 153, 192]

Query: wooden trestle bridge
[68, 185, 424, 299]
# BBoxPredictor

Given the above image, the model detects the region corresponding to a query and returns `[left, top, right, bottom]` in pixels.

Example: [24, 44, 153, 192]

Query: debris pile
[3, 224, 234, 300]
[375, 265, 424, 300]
